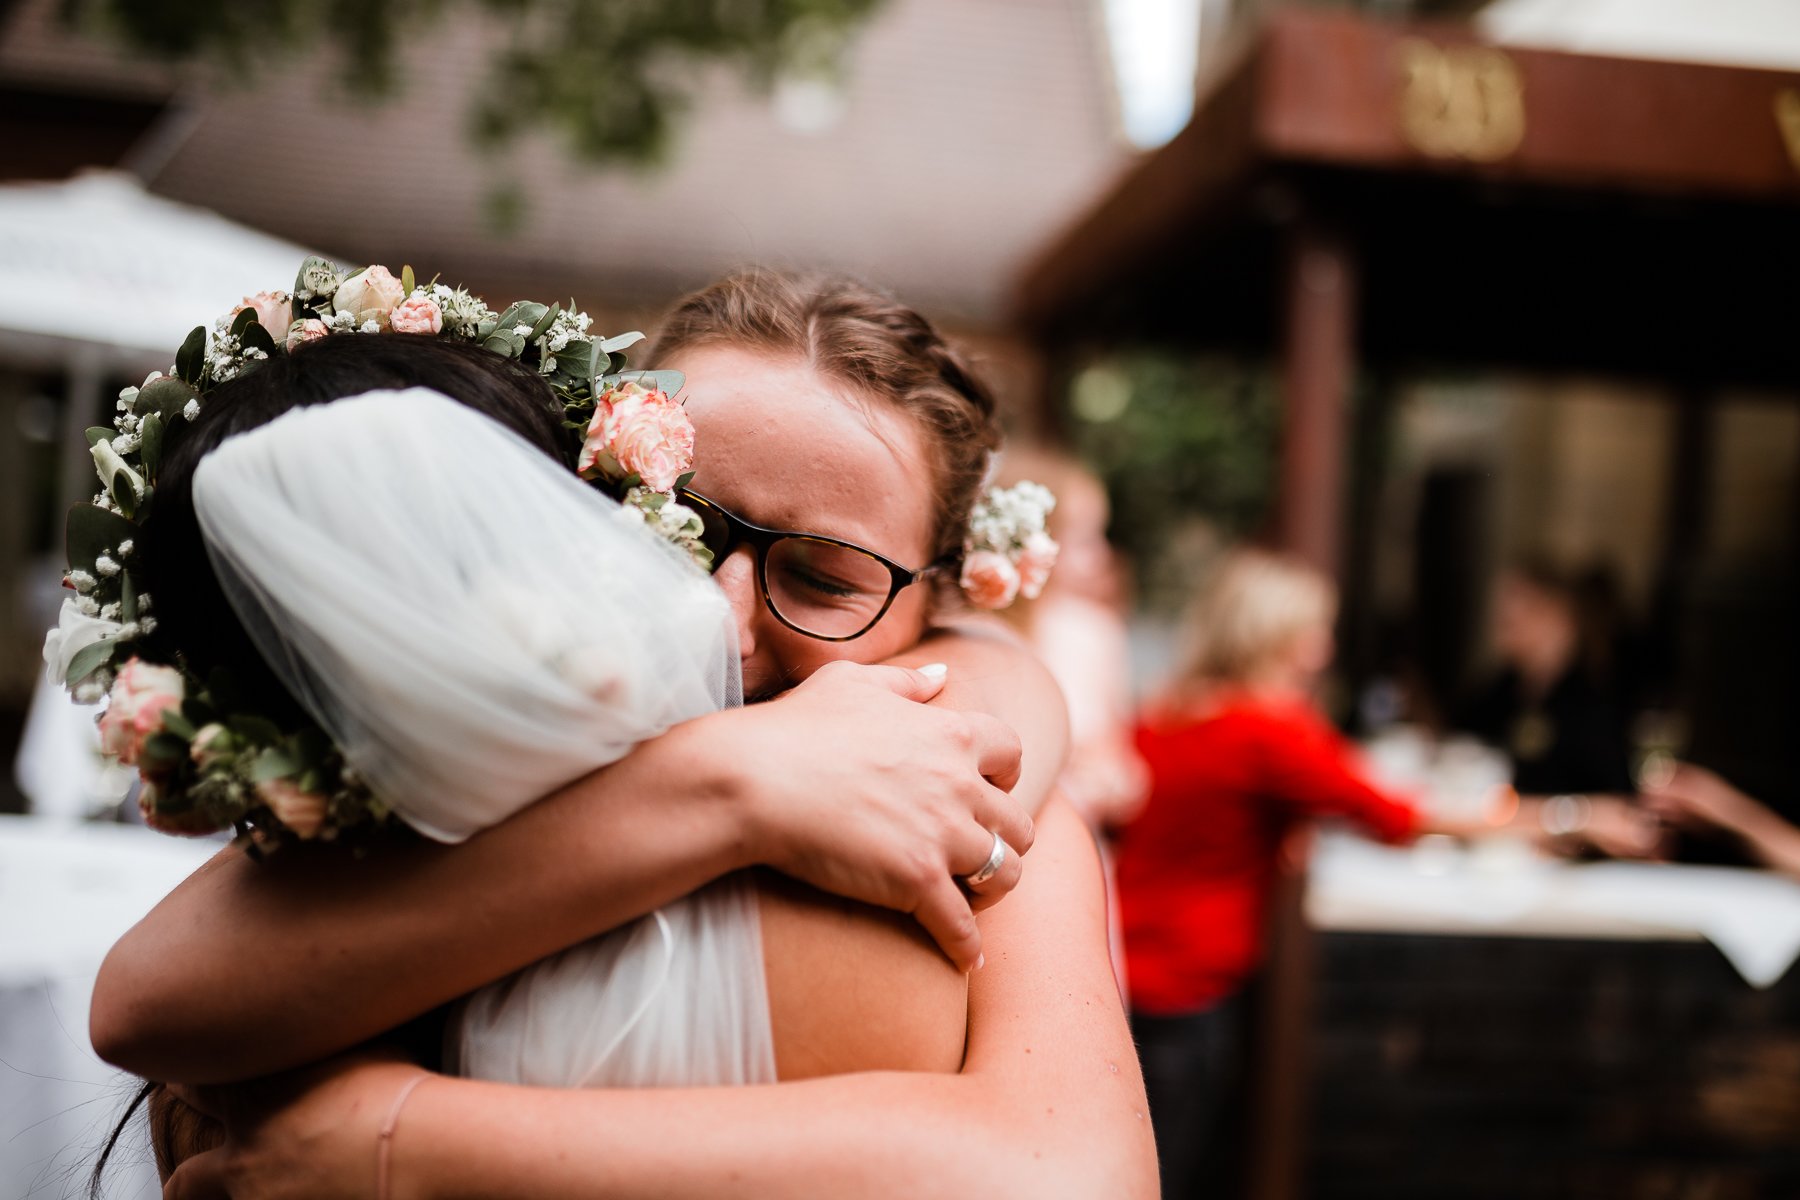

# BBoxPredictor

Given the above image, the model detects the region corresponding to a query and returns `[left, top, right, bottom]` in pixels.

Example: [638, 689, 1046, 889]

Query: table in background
[0, 816, 214, 1198]
[1293, 833, 1800, 1199]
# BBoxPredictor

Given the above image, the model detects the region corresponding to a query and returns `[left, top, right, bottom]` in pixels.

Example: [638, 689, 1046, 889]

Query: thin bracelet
[377, 1073, 432, 1200]
[1540, 793, 1592, 839]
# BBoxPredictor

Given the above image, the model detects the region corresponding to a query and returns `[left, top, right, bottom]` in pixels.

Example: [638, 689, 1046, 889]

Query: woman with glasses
[97, 274, 1156, 1199]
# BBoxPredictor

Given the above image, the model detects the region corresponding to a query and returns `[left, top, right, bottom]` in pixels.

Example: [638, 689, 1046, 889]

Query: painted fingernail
[919, 663, 948, 679]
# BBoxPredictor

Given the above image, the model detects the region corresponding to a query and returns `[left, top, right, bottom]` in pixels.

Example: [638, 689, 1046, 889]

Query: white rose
[331, 266, 406, 325]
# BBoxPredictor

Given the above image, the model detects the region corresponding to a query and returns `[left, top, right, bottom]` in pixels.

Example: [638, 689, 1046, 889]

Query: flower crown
[46, 258, 702, 846]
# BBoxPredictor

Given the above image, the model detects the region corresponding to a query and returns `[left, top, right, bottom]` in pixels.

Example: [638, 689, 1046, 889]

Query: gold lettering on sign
[1774, 89, 1800, 171]
[1397, 39, 1526, 163]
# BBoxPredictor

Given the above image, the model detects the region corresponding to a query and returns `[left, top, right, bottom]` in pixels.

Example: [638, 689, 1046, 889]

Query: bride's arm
[170, 798, 1157, 1200]
[92, 656, 1031, 1085]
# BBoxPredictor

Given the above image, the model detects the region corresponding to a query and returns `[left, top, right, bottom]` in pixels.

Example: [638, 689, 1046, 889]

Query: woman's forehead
[676, 346, 935, 556]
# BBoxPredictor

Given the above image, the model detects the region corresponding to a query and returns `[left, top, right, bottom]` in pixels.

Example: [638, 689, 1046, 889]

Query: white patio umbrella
[1480, 0, 1800, 71]
[1, 173, 322, 818]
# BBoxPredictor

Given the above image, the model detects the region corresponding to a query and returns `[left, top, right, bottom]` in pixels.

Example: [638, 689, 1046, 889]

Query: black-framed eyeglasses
[677, 488, 934, 642]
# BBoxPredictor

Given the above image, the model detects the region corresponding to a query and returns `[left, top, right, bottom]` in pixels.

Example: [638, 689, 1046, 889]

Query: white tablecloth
[1307, 830, 1800, 988]
[0, 817, 216, 1197]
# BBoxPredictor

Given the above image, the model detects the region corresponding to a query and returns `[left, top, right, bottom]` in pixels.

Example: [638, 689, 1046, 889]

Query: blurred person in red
[1115, 548, 1428, 1199]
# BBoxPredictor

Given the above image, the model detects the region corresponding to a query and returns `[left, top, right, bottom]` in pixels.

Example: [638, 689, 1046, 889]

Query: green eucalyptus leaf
[65, 639, 118, 686]
[554, 339, 596, 378]
[160, 709, 197, 740]
[85, 426, 114, 447]
[673, 470, 695, 490]
[401, 265, 416, 296]
[120, 571, 138, 624]
[239, 320, 276, 356]
[174, 326, 207, 386]
[181, 697, 217, 728]
[138, 412, 165, 479]
[598, 331, 644, 354]
[140, 377, 199, 424]
[66, 504, 138, 570]
[250, 746, 300, 783]
[108, 470, 137, 519]
[229, 306, 258, 337]
[527, 303, 560, 343]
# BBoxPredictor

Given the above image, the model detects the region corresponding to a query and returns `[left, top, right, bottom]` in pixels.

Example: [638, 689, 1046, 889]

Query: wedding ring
[963, 831, 1007, 887]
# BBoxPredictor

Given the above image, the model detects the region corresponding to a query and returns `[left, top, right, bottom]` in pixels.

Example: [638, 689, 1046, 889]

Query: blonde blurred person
[996, 447, 1148, 834]
[1115, 548, 1435, 1199]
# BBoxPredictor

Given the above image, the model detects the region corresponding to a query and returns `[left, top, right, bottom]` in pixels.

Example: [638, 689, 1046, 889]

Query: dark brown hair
[648, 270, 1002, 567]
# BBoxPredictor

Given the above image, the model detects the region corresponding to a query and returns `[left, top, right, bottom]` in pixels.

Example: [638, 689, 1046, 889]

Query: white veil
[191, 387, 738, 841]
[192, 387, 776, 1089]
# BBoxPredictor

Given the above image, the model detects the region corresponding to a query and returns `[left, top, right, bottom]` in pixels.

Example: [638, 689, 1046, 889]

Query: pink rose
[1016, 532, 1060, 601]
[286, 318, 328, 350]
[390, 294, 444, 335]
[332, 265, 406, 325]
[257, 778, 330, 840]
[98, 658, 185, 766]
[960, 550, 1021, 610]
[577, 381, 696, 493]
[233, 291, 294, 344]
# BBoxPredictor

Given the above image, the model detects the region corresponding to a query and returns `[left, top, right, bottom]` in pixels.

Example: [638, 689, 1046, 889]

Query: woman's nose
[713, 545, 760, 658]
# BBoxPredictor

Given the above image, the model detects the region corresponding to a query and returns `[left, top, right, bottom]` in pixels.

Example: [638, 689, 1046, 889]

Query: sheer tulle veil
[191, 387, 776, 1087]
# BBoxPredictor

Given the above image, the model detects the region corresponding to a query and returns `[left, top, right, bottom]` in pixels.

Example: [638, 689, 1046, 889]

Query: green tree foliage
[60, 0, 882, 166]
[1067, 353, 1280, 613]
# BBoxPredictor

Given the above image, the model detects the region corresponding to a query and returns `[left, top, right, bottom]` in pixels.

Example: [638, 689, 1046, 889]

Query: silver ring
[963, 831, 1007, 887]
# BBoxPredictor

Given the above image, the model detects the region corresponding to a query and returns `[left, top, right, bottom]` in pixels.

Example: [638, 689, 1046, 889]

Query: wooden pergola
[1014, 6, 1800, 579]
[1013, 11, 1800, 1197]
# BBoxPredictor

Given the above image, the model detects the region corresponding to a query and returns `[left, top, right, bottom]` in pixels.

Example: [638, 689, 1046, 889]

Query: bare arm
[1644, 763, 1800, 878]
[94, 655, 1032, 1084]
[171, 800, 1158, 1200]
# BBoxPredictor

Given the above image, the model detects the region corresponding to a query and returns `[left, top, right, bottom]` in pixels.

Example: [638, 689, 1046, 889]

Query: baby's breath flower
[67, 569, 96, 593]
[95, 554, 121, 577]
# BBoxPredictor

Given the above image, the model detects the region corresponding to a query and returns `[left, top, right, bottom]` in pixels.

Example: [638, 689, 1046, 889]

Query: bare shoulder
[756, 871, 968, 1081]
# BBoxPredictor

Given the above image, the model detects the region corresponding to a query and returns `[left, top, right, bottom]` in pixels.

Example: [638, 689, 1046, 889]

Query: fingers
[959, 827, 1024, 913]
[912, 875, 983, 973]
[969, 778, 1034, 858]
[963, 712, 1023, 794]
[841, 660, 950, 704]
[164, 1149, 230, 1200]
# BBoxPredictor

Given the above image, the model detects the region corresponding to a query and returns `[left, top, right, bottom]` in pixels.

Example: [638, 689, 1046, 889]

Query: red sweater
[1115, 696, 1419, 1015]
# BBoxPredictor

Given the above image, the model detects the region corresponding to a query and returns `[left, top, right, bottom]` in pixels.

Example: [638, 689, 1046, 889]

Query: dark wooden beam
[0, 83, 168, 181]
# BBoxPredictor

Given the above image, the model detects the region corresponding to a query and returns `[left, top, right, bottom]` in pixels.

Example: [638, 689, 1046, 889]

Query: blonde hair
[1174, 548, 1336, 689]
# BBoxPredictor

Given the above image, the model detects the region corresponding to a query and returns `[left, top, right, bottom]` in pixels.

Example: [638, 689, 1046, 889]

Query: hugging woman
[84, 271, 1156, 1198]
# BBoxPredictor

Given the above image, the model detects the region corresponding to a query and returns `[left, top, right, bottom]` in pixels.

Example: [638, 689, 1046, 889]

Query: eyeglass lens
[689, 500, 896, 639]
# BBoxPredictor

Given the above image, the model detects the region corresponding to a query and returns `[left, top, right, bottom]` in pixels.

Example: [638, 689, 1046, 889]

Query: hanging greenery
[58, 0, 881, 167]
